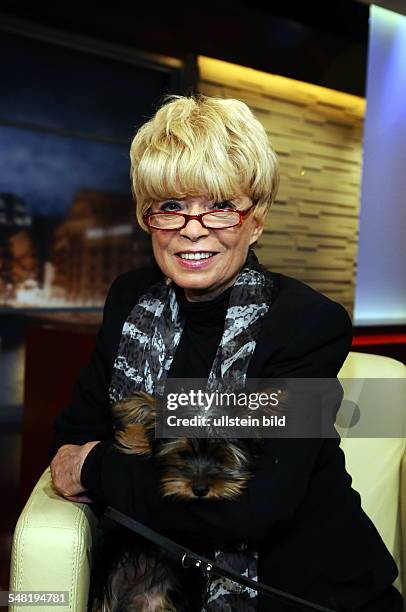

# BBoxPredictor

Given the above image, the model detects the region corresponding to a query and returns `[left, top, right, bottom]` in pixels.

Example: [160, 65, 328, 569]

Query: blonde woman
[50, 96, 402, 611]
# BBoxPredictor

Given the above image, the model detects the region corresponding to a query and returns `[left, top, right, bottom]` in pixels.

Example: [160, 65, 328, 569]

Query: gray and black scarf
[109, 248, 273, 611]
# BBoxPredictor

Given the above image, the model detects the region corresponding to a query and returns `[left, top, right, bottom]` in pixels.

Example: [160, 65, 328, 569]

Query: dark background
[1, 1, 370, 96]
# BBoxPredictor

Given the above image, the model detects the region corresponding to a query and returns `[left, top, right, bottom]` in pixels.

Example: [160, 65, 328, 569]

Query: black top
[169, 283, 231, 379]
[50, 265, 402, 612]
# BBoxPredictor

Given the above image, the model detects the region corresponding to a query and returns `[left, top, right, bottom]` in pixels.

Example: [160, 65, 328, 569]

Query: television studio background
[0, 0, 405, 597]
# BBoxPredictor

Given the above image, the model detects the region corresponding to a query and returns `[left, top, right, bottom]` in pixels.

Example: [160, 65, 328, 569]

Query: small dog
[91, 391, 270, 611]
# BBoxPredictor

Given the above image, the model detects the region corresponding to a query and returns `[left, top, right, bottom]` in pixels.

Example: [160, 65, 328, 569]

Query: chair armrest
[9, 467, 98, 612]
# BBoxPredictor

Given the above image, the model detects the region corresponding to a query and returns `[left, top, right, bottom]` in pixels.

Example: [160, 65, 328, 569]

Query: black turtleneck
[168, 284, 232, 380]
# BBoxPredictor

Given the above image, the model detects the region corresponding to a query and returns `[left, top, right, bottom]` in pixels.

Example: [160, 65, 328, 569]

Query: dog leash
[104, 506, 336, 612]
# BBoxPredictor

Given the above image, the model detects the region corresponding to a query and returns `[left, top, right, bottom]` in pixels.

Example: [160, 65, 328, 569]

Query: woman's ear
[249, 220, 264, 246]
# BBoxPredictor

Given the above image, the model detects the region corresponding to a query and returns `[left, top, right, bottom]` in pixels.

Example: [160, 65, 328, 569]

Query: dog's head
[155, 436, 258, 500]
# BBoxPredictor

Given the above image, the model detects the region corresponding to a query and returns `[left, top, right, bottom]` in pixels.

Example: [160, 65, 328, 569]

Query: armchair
[9, 352, 406, 611]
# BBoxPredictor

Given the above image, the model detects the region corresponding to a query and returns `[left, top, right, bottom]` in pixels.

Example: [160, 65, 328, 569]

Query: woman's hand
[50, 441, 100, 501]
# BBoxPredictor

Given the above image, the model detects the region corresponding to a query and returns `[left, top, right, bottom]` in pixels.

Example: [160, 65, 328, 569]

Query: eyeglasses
[143, 203, 256, 231]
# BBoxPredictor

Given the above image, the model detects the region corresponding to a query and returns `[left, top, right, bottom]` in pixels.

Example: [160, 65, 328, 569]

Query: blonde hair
[130, 95, 279, 231]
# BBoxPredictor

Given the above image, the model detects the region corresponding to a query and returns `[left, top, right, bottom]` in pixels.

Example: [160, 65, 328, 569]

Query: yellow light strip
[198, 56, 365, 117]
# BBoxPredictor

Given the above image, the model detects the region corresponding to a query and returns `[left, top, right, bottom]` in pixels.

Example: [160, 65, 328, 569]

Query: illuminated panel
[354, 5, 406, 325]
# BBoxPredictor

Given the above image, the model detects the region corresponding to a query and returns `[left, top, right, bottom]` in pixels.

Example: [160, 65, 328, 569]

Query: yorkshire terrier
[91, 391, 274, 612]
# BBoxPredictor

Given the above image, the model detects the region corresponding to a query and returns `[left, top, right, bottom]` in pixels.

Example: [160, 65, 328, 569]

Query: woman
[50, 95, 402, 611]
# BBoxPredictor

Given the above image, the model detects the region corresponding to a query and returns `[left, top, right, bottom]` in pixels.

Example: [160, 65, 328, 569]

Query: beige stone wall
[198, 56, 366, 317]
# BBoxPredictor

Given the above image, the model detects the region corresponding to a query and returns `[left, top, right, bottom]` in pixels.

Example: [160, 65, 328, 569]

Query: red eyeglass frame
[143, 203, 257, 231]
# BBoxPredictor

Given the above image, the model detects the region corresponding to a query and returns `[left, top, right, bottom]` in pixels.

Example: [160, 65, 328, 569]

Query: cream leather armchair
[10, 352, 406, 611]
[337, 352, 406, 598]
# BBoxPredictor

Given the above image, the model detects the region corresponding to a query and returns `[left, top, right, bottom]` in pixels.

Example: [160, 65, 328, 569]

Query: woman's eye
[212, 200, 235, 210]
[160, 201, 181, 212]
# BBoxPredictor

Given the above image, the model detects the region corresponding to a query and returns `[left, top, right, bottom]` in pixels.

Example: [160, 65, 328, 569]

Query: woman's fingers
[50, 441, 100, 498]
[50, 444, 84, 496]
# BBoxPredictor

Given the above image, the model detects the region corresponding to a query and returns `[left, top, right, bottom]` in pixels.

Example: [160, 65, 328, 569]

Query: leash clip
[181, 553, 192, 568]
[181, 554, 212, 575]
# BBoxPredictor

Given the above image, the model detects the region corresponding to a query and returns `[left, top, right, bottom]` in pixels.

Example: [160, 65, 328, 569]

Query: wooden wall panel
[198, 57, 366, 316]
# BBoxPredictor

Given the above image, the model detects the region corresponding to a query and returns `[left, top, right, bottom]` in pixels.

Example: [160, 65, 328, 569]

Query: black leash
[105, 506, 336, 612]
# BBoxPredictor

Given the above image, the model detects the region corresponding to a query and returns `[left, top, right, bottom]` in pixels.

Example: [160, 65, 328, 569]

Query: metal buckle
[181, 553, 191, 568]
[181, 554, 213, 576]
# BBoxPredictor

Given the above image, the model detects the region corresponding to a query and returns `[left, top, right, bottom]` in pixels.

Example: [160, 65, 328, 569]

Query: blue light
[354, 5, 406, 325]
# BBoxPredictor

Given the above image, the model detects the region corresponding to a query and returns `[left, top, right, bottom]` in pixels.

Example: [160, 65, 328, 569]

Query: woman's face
[149, 193, 264, 301]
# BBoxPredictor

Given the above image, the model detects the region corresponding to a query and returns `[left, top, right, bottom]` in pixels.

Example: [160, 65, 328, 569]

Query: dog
[91, 390, 281, 611]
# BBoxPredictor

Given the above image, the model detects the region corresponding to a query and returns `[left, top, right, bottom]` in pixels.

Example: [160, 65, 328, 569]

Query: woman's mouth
[175, 251, 219, 268]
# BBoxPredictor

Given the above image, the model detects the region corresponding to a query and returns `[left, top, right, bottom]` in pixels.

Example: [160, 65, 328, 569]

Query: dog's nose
[192, 483, 209, 497]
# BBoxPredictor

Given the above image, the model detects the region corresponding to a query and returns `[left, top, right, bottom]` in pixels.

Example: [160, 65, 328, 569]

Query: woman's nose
[179, 218, 210, 240]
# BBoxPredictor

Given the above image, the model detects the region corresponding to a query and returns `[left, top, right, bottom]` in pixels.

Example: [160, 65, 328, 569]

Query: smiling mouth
[175, 252, 218, 261]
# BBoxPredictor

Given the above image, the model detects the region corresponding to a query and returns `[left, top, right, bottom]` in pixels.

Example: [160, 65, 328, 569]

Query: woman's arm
[49, 268, 159, 499]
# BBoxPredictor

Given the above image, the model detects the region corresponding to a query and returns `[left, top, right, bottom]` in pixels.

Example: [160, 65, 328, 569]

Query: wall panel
[198, 57, 365, 316]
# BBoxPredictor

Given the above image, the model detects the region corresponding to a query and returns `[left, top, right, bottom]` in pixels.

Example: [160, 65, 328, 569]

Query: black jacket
[51, 265, 402, 612]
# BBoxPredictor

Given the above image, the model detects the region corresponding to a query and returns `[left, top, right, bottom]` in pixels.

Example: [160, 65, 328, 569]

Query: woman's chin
[172, 272, 235, 302]
[168, 255, 220, 285]
[159, 254, 235, 299]
[170, 271, 219, 297]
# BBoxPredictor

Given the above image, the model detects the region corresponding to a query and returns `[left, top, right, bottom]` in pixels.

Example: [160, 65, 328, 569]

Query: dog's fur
[91, 391, 270, 611]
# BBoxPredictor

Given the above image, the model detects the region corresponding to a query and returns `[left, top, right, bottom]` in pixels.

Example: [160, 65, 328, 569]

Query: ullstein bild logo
[165, 413, 285, 428]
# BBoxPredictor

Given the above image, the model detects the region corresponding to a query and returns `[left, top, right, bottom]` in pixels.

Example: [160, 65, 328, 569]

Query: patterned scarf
[109, 248, 272, 402]
[108, 248, 273, 610]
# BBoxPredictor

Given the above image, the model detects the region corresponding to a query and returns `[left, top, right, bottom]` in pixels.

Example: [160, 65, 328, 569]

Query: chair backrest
[338, 351, 406, 594]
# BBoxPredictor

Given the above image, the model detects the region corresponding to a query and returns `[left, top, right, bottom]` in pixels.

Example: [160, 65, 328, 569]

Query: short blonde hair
[130, 95, 279, 231]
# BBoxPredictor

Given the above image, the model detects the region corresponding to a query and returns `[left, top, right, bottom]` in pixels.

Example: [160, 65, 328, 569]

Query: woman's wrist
[80, 439, 112, 491]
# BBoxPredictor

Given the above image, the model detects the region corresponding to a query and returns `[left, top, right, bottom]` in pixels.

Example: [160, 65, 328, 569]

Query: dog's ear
[112, 392, 156, 455]
[115, 423, 153, 456]
[112, 392, 156, 426]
